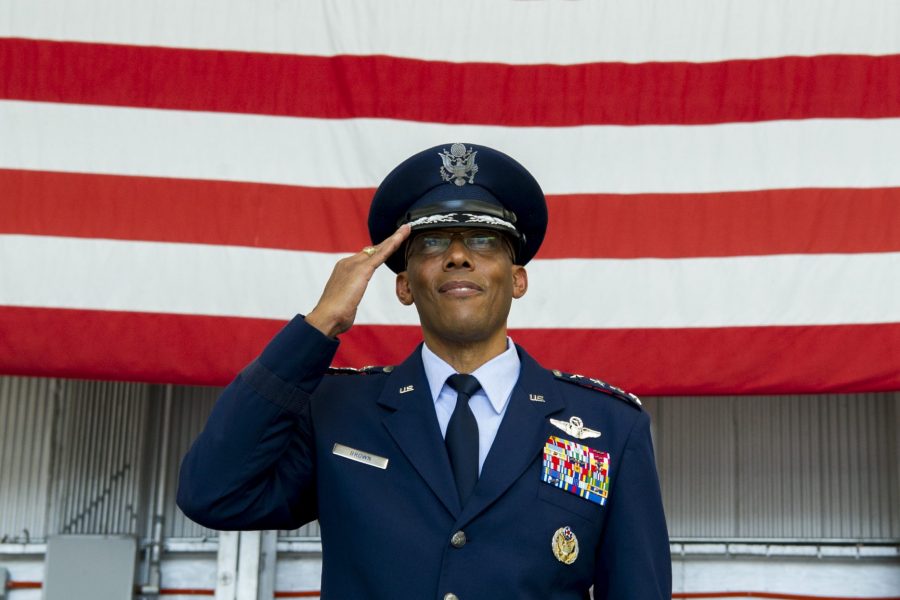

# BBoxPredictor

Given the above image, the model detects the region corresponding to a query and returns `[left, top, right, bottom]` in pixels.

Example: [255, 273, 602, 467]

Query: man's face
[395, 228, 528, 346]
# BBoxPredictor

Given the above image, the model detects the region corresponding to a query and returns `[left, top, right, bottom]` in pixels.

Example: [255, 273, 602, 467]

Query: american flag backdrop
[1, 0, 898, 394]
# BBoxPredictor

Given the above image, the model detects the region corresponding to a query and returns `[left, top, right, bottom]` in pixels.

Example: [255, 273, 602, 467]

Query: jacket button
[444, 594, 459, 600]
[450, 530, 467, 548]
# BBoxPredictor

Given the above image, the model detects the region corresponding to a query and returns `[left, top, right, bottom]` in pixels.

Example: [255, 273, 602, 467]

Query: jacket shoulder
[551, 369, 642, 410]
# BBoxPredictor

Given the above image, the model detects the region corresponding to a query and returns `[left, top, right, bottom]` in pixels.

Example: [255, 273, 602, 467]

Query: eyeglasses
[407, 230, 508, 257]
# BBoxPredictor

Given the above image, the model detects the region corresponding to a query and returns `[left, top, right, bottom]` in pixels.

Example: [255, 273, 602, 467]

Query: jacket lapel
[377, 346, 461, 517]
[456, 346, 564, 527]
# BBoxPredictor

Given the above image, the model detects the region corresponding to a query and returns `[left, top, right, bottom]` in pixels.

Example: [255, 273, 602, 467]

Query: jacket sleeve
[176, 316, 339, 531]
[592, 411, 672, 599]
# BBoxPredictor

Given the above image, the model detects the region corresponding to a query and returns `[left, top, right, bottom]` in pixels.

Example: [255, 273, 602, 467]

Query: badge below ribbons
[541, 436, 610, 506]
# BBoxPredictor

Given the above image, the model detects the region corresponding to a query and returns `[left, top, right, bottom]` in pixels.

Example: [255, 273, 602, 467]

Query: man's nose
[443, 237, 473, 269]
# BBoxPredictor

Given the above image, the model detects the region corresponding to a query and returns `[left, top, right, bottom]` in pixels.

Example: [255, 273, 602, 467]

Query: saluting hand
[306, 225, 411, 338]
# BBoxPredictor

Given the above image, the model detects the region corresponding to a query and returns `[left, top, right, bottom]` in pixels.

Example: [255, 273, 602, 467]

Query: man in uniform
[178, 143, 671, 599]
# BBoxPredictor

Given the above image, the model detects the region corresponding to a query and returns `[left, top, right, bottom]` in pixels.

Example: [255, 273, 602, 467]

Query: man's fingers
[364, 224, 411, 267]
[383, 224, 412, 254]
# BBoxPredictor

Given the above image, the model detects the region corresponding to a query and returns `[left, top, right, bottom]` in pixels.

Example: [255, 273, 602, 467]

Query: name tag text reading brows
[332, 443, 389, 469]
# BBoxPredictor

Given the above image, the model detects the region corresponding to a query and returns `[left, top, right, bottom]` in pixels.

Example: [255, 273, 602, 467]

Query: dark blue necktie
[445, 374, 482, 505]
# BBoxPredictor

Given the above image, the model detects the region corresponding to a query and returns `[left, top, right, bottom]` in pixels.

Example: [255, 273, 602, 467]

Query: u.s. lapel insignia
[529, 393, 545, 403]
[399, 385, 414, 394]
[551, 526, 579, 564]
[550, 416, 601, 440]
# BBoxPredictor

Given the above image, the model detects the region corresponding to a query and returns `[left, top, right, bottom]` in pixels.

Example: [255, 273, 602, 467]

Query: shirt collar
[421, 338, 521, 414]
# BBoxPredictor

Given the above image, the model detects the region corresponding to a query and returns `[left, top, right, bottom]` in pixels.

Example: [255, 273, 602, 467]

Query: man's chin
[422, 318, 502, 346]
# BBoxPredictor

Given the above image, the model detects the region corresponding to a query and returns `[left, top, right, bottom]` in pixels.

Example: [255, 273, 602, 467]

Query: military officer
[177, 143, 671, 599]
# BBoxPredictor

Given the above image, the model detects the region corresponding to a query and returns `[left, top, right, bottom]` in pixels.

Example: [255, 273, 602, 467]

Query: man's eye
[421, 237, 447, 249]
[468, 236, 497, 250]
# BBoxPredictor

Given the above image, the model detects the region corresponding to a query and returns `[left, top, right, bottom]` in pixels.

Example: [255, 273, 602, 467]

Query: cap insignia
[439, 143, 478, 186]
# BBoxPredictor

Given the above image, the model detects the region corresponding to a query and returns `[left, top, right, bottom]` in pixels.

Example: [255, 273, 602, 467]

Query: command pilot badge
[439, 143, 478, 186]
[551, 526, 579, 565]
[550, 415, 601, 439]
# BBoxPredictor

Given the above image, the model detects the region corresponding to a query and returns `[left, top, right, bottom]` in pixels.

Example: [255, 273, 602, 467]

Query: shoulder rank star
[549, 416, 601, 440]
[552, 370, 642, 409]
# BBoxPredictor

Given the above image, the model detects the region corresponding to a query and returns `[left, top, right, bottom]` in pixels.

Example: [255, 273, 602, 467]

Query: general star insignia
[549, 416, 601, 440]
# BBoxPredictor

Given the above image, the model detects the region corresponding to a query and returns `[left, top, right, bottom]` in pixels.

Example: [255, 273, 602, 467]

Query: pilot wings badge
[549, 416, 601, 440]
[439, 143, 478, 186]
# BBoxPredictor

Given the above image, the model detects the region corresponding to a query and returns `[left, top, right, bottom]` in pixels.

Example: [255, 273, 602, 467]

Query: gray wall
[643, 393, 900, 541]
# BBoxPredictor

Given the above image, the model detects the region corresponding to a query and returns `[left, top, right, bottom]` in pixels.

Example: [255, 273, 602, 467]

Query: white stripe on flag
[3, 0, 899, 62]
[3, 101, 900, 194]
[2, 235, 897, 328]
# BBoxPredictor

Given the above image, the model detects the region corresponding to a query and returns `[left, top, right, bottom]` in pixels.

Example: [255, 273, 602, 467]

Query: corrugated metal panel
[47, 380, 151, 536]
[164, 385, 220, 539]
[649, 395, 739, 538]
[0, 377, 56, 541]
[648, 392, 900, 540]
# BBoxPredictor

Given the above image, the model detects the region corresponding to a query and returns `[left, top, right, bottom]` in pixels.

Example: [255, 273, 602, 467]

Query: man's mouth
[438, 280, 484, 297]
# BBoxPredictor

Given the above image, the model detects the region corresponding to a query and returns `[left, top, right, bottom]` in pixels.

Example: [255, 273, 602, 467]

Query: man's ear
[396, 272, 415, 305]
[512, 266, 528, 299]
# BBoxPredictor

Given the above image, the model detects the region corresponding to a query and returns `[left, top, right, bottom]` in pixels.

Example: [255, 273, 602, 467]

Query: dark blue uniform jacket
[177, 317, 671, 599]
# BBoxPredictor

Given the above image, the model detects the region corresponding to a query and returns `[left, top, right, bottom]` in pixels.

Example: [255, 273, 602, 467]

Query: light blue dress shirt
[421, 339, 521, 473]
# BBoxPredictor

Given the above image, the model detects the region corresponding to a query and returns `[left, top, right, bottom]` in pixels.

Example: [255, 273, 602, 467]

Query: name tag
[332, 443, 389, 470]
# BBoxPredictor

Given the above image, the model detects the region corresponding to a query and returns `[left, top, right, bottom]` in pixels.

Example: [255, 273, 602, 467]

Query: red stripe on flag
[3, 39, 900, 125]
[0, 169, 373, 253]
[1, 306, 897, 393]
[4, 169, 900, 258]
[0, 306, 285, 386]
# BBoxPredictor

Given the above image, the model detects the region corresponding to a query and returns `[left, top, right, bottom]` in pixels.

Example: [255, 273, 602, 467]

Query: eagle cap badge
[439, 143, 478, 186]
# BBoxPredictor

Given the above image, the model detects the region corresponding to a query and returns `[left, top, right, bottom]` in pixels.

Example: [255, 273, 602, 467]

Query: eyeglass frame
[403, 228, 516, 264]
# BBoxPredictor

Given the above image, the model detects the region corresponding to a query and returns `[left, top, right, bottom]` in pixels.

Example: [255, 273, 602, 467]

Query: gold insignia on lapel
[549, 416, 601, 440]
[529, 394, 545, 402]
[551, 526, 579, 564]
[399, 385, 414, 394]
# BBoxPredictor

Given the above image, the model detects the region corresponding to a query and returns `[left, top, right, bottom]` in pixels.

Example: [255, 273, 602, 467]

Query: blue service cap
[368, 143, 548, 273]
